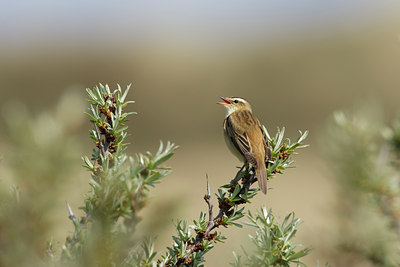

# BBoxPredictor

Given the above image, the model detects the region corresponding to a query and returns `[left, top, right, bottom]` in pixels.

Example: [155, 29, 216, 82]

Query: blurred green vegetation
[0, 85, 309, 266]
[1, 5, 400, 265]
[0, 92, 86, 266]
[322, 105, 400, 266]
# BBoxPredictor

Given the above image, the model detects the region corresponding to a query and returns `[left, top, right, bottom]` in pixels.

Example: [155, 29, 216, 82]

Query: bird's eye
[234, 100, 239, 103]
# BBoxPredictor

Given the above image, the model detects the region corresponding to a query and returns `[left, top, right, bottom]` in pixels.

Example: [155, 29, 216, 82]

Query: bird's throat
[225, 106, 237, 117]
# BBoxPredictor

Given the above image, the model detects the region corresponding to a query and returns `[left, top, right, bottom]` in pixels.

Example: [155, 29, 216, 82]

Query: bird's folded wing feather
[259, 123, 272, 161]
[225, 116, 258, 166]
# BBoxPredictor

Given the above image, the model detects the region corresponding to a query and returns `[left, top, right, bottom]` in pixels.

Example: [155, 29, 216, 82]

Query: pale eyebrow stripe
[231, 97, 246, 103]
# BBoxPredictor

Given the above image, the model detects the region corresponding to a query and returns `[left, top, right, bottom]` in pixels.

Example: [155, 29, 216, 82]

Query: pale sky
[0, 1, 399, 49]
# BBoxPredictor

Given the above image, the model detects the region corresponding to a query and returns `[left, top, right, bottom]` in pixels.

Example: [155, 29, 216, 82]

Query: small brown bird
[218, 96, 271, 194]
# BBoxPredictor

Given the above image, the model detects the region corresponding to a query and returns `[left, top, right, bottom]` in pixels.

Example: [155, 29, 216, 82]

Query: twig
[164, 127, 309, 266]
[204, 174, 213, 226]
[66, 201, 82, 244]
[66, 202, 76, 222]
[184, 169, 257, 261]
[94, 125, 108, 157]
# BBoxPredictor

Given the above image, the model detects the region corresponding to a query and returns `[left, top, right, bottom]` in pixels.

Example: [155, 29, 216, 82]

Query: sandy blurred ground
[1, 1, 400, 266]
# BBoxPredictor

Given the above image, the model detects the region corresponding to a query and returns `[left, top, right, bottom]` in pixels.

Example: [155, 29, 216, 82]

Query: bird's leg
[238, 167, 257, 195]
[249, 167, 256, 183]
[230, 162, 249, 185]
[238, 163, 246, 173]
[245, 166, 257, 185]
[239, 165, 255, 185]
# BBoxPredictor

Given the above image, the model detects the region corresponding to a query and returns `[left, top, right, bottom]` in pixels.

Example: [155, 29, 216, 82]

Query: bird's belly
[223, 131, 246, 162]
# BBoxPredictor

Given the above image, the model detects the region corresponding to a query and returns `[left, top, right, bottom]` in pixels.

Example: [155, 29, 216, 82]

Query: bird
[218, 96, 271, 194]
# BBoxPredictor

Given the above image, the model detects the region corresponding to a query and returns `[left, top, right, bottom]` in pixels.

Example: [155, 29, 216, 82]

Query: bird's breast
[223, 122, 246, 162]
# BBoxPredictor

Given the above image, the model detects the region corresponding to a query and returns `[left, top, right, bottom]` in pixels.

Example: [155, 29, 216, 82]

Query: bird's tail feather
[256, 165, 267, 194]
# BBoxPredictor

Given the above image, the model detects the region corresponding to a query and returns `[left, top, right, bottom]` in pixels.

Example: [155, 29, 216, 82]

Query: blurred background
[1, 1, 400, 266]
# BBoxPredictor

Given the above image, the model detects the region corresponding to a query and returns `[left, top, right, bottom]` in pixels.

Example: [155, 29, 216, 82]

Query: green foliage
[158, 127, 309, 266]
[266, 127, 309, 178]
[217, 127, 308, 220]
[61, 84, 178, 266]
[0, 83, 309, 267]
[127, 238, 158, 267]
[0, 91, 85, 267]
[231, 207, 311, 267]
[324, 105, 400, 266]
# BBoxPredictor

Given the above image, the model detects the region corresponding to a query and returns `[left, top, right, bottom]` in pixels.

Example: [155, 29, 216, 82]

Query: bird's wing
[225, 116, 258, 167]
[258, 122, 272, 161]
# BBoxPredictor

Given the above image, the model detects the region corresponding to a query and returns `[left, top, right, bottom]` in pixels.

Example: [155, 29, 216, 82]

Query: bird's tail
[256, 164, 267, 194]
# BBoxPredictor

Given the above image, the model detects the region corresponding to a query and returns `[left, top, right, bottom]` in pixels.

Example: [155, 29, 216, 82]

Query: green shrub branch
[61, 84, 178, 265]
[158, 128, 309, 266]
[59, 84, 309, 267]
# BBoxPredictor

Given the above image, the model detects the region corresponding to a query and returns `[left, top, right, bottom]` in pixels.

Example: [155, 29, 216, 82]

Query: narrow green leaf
[232, 184, 241, 199]
[121, 84, 131, 102]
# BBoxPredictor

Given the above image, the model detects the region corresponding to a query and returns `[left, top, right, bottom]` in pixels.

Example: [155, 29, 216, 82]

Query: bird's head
[218, 96, 252, 116]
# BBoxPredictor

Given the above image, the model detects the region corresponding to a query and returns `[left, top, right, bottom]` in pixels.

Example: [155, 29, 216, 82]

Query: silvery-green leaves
[218, 127, 309, 211]
[62, 84, 178, 265]
[264, 127, 309, 178]
[231, 207, 311, 267]
[161, 127, 309, 266]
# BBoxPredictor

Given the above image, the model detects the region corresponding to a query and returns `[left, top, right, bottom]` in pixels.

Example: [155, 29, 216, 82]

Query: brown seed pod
[98, 123, 108, 135]
[106, 132, 115, 143]
[108, 144, 117, 153]
[98, 105, 107, 116]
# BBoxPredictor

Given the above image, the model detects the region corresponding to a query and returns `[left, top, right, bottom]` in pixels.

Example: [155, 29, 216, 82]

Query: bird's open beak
[217, 96, 231, 105]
